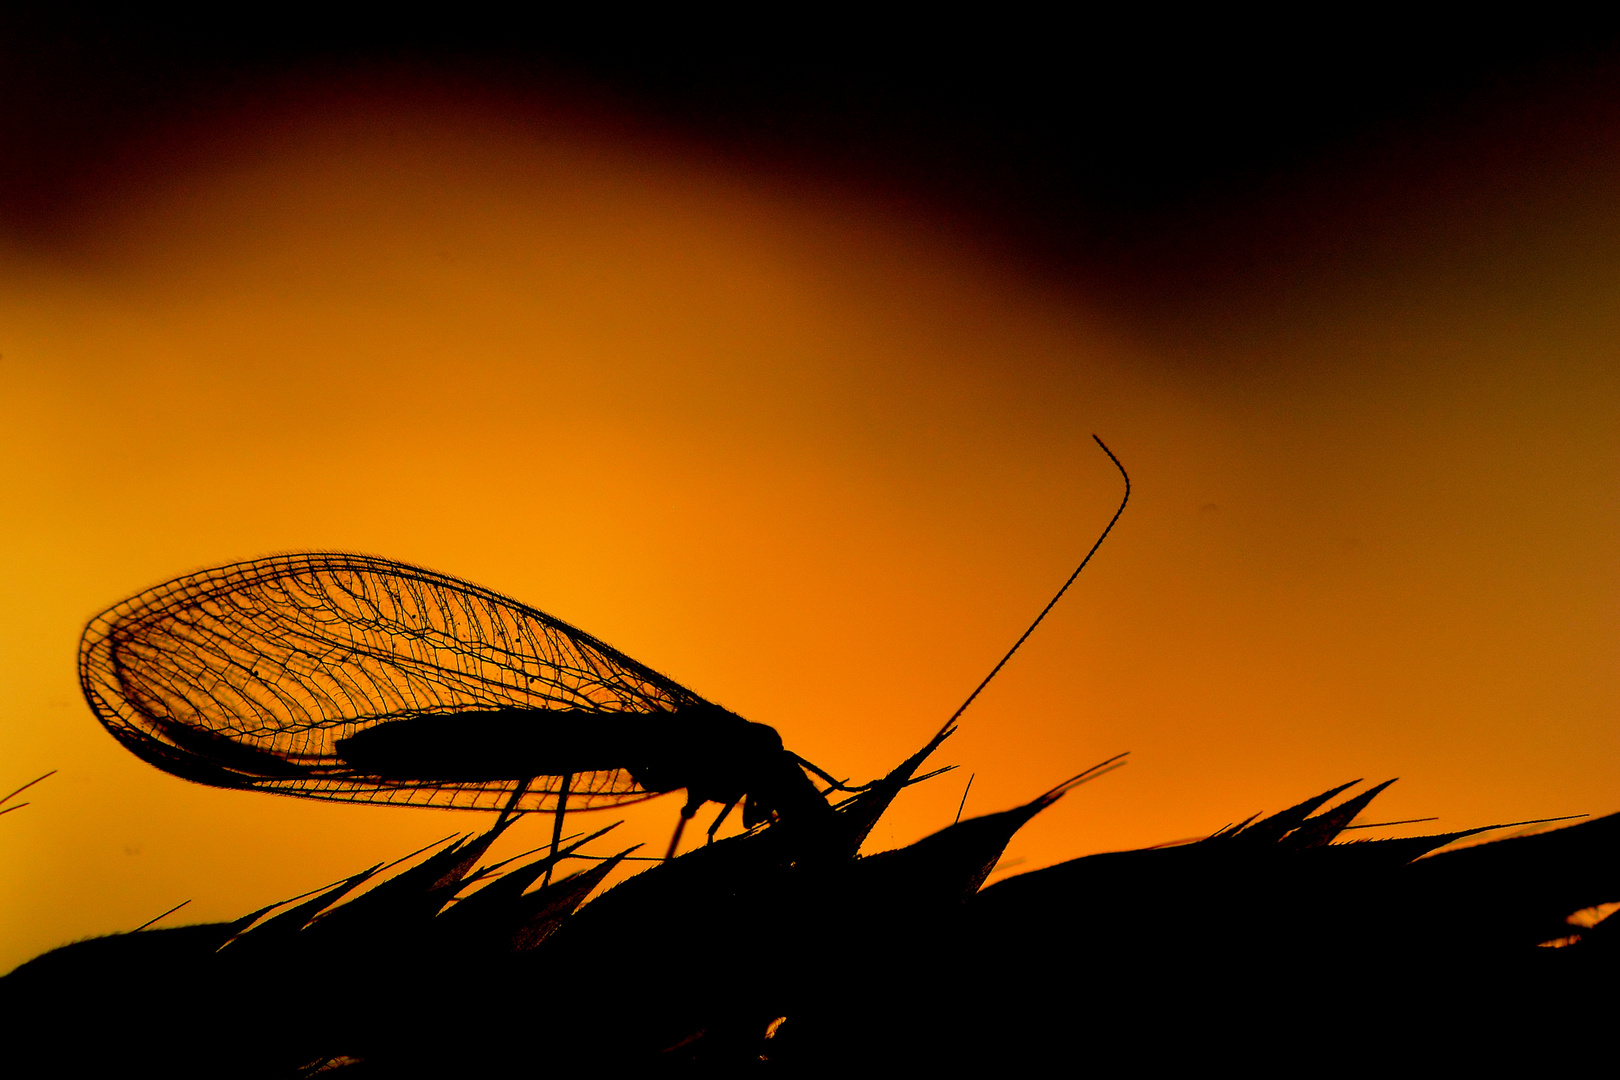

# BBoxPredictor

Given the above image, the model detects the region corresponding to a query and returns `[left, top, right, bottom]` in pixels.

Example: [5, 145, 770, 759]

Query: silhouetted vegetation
[5, 739, 1614, 1074]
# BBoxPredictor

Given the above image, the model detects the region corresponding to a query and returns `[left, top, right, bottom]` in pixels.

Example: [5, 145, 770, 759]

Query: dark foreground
[5, 745, 1615, 1074]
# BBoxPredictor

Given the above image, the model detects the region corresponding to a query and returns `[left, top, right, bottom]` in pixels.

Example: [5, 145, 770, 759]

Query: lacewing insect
[79, 437, 1129, 859]
[78, 552, 841, 860]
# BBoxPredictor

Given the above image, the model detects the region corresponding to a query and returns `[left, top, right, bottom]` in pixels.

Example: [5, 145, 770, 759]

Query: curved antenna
[933, 435, 1130, 741]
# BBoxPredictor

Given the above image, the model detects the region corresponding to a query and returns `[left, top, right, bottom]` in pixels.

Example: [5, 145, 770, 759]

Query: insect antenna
[931, 434, 1130, 742]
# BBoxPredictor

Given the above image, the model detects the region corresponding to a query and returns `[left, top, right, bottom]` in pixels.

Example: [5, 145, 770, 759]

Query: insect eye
[741, 722, 785, 754]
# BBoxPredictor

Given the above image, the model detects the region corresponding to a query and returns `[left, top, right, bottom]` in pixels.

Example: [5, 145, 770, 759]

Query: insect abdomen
[334, 709, 657, 781]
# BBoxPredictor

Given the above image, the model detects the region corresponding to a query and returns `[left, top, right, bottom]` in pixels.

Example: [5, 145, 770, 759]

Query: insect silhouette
[80, 437, 1129, 861]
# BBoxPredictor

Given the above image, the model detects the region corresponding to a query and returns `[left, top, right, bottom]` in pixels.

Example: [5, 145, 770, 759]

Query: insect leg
[792, 753, 865, 793]
[706, 798, 739, 844]
[493, 776, 534, 832]
[664, 792, 702, 861]
[543, 772, 571, 887]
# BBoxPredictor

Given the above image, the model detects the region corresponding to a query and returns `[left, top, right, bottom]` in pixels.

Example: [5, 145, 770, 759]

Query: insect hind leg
[543, 773, 571, 887]
[493, 776, 533, 833]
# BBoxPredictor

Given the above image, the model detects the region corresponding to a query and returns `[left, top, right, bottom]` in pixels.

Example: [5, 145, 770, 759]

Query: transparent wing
[79, 552, 709, 811]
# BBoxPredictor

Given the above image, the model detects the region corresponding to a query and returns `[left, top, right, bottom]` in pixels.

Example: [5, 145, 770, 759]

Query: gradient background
[3, 18, 1618, 972]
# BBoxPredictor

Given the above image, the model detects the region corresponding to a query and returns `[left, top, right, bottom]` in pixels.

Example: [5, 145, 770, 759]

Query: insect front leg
[792, 753, 865, 794]
[706, 798, 739, 844]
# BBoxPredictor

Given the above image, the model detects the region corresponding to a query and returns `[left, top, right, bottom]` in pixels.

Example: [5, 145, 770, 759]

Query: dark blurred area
[4, 12, 1620, 299]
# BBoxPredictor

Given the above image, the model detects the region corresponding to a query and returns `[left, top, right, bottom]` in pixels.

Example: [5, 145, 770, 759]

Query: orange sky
[2, 84, 1617, 973]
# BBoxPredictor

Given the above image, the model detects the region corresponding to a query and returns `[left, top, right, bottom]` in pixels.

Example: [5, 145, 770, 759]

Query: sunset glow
[3, 73, 1616, 973]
